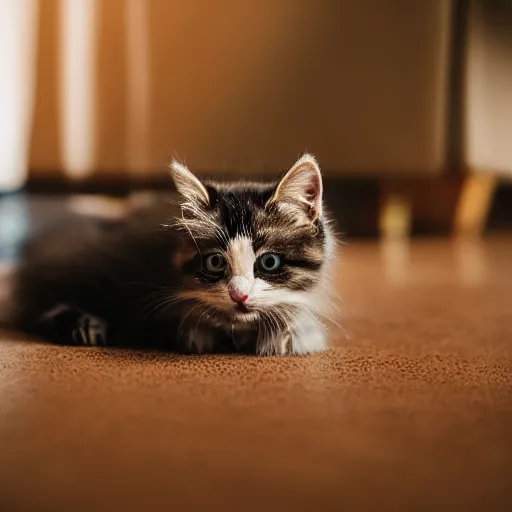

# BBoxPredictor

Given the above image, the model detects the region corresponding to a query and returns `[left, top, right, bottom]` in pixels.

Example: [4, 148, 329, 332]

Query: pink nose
[229, 289, 248, 304]
[228, 276, 251, 304]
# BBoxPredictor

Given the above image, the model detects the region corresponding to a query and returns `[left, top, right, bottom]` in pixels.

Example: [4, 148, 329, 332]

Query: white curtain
[0, 0, 39, 191]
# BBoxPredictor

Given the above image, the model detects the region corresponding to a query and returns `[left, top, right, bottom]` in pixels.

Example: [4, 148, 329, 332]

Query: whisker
[178, 301, 204, 334]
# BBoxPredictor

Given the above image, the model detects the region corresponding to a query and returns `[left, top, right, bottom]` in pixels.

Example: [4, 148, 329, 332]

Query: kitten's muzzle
[228, 276, 251, 305]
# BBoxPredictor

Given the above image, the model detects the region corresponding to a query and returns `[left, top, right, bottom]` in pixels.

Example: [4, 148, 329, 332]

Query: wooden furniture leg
[453, 175, 497, 237]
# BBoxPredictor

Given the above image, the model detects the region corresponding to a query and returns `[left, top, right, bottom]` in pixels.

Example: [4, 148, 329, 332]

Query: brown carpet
[1, 237, 511, 511]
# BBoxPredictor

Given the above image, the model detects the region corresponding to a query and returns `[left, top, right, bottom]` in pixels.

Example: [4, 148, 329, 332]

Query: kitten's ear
[169, 159, 209, 205]
[269, 154, 323, 220]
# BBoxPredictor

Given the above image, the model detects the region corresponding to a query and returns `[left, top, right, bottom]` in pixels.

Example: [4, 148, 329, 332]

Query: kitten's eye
[259, 253, 282, 272]
[205, 253, 227, 273]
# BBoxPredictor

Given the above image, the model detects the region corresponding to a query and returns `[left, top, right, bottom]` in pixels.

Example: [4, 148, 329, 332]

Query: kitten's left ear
[269, 154, 323, 220]
[169, 159, 210, 205]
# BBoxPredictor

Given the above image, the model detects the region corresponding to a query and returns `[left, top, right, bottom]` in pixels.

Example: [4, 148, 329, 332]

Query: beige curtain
[463, 0, 512, 177]
[2, 0, 456, 190]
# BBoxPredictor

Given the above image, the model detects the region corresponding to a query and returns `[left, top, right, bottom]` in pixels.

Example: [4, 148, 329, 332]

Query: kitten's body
[5, 155, 337, 355]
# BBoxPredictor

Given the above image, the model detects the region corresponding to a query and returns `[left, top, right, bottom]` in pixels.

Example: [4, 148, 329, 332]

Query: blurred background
[0, 0, 511, 246]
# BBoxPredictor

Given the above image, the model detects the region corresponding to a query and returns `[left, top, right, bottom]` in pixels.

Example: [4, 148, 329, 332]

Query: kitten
[5, 154, 337, 355]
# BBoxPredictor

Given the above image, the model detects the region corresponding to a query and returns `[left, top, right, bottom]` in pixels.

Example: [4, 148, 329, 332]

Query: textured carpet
[1, 237, 511, 511]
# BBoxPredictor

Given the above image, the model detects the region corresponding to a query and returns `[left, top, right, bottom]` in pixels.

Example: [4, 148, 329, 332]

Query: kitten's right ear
[169, 159, 209, 205]
[268, 153, 323, 220]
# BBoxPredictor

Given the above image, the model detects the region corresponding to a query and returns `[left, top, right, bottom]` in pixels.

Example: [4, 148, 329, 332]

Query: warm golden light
[125, 0, 151, 175]
[59, 0, 97, 179]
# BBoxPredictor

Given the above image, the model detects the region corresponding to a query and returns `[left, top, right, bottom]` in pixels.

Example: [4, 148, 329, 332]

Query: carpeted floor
[1, 235, 511, 511]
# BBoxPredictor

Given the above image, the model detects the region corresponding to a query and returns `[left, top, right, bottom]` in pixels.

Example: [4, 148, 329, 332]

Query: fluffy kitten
[6, 154, 337, 355]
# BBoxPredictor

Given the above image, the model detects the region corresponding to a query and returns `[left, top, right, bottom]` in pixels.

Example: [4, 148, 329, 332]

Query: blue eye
[259, 253, 282, 272]
[205, 253, 227, 273]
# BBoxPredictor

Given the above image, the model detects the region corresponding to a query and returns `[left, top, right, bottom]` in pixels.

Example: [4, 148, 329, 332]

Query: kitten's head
[169, 154, 334, 327]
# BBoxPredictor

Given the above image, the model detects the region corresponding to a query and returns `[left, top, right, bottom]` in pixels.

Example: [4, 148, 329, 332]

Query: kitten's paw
[256, 333, 292, 356]
[289, 327, 327, 355]
[257, 325, 328, 356]
[277, 333, 292, 355]
[288, 313, 328, 355]
[39, 304, 107, 346]
[71, 314, 107, 346]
